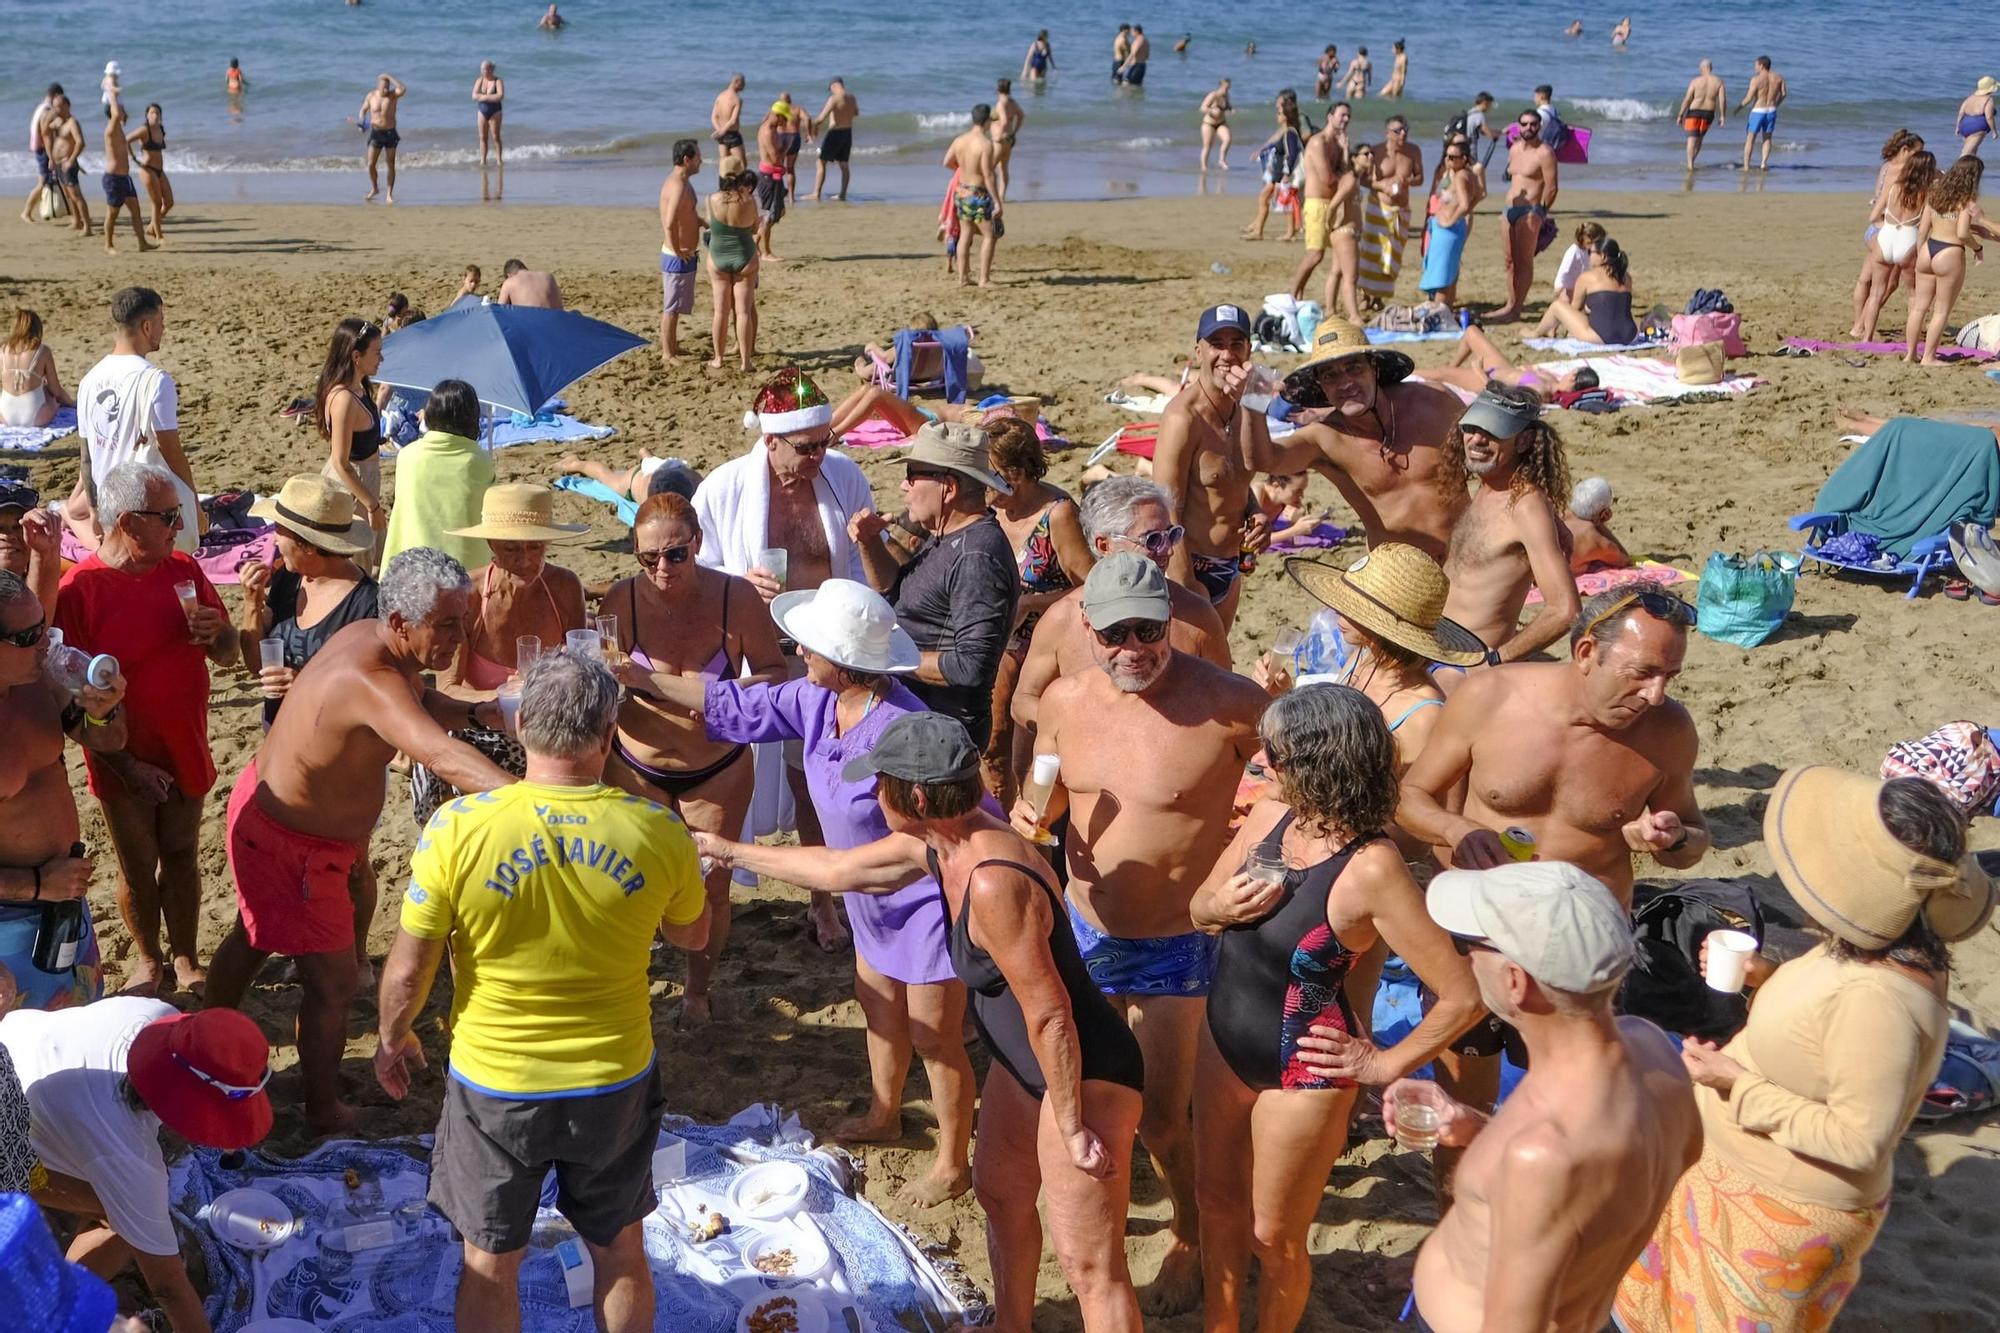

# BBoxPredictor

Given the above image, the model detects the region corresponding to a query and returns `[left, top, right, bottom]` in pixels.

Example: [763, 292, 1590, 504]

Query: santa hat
[743, 367, 833, 436]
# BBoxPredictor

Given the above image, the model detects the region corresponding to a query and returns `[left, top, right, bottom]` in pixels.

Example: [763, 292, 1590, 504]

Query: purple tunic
[703, 677, 957, 985]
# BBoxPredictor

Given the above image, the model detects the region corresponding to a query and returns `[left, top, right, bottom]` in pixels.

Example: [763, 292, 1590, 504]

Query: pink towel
[1524, 559, 1695, 606]
[59, 523, 277, 584]
[842, 419, 913, 450]
[1782, 337, 1995, 362]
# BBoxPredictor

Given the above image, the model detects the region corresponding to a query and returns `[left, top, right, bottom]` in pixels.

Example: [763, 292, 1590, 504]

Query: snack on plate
[693, 1205, 728, 1241]
[746, 1295, 801, 1333]
[343, 1168, 362, 1190]
[753, 1246, 797, 1276]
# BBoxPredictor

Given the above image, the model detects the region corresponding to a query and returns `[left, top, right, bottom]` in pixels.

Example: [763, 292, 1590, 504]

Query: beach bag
[1696, 550, 1797, 648]
[1675, 341, 1725, 385]
[1671, 311, 1746, 358]
[38, 182, 67, 221]
[1619, 879, 1766, 1040]
[1882, 721, 2000, 816]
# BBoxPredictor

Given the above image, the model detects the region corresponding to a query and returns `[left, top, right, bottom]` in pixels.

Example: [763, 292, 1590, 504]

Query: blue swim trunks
[1066, 899, 1215, 997]
[1747, 109, 1778, 137]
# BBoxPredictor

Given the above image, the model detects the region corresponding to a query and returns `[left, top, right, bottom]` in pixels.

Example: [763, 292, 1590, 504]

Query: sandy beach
[2, 187, 1997, 1330]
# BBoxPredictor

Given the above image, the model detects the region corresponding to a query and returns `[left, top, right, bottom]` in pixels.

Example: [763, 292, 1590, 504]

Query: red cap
[126, 1010, 274, 1150]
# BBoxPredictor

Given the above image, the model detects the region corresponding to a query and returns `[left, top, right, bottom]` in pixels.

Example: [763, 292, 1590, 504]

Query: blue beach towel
[1419, 216, 1469, 297]
[893, 326, 972, 404]
[552, 473, 638, 527]
[0, 405, 77, 453]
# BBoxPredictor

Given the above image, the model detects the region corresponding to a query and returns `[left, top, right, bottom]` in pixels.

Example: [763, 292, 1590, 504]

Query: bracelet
[84, 704, 119, 728]
[1665, 828, 1691, 855]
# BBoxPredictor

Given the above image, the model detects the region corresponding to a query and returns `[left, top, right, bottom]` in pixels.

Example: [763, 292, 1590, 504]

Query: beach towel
[1363, 328, 1463, 345]
[1267, 520, 1351, 553]
[894, 326, 972, 404]
[484, 411, 616, 452]
[167, 1104, 970, 1333]
[1357, 192, 1406, 302]
[551, 474, 639, 528]
[1103, 390, 1172, 413]
[1419, 215, 1469, 296]
[57, 519, 277, 585]
[1523, 336, 1663, 354]
[840, 418, 915, 450]
[1812, 416, 2000, 559]
[0, 405, 77, 453]
[1523, 559, 1696, 606]
[1781, 336, 1996, 362]
[1531, 354, 1764, 404]
[1613, 1149, 1886, 1333]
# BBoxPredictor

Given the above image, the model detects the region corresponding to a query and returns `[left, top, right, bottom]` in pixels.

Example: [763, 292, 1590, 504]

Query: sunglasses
[130, 507, 186, 529]
[173, 1049, 272, 1100]
[1450, 935, 1495, 958]
[636, 543, 695, 568]
[0, 616, 47, 649]
[904, 466, 956, 485]
[1108, 524, 1185, 557]
[780, 432, 832, 456]
[1092, 618, 1168, 647]
[1577, 589, 1696, 640]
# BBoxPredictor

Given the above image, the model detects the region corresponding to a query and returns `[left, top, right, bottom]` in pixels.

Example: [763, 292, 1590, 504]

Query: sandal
[1979, 589, 2000, 606]
[1945, 579, 1973, 600]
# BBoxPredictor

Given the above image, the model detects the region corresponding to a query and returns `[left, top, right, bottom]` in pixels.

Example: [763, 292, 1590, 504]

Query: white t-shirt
[77, 352, 197, 552]
[0, 996, 178, 1255]
[1553, 242, 1590, 299]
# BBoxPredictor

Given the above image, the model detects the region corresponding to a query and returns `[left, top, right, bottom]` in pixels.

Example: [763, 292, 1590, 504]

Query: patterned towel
[0, 405, 77, 452]
[1524, 559, 1697, 606]
[1523, 336, 1663, 354]
[1531, 355, 1765, 404]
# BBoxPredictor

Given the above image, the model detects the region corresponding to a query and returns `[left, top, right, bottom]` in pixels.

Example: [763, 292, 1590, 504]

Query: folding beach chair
[1788, 511, 1954, 599]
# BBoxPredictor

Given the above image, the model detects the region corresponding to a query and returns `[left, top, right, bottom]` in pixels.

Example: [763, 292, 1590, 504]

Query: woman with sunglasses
[1189, 685, 1478, 1332]
[606, 492, 785, 1028]
[1420, 135, 1482, 305]
[314, 317, 388, 570]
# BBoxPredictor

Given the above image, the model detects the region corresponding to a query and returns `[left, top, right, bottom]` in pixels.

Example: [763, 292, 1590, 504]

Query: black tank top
[930, 850, 1144, 1099]
[336, 385, 384, 463]
[1207, 811, 1379, 1092]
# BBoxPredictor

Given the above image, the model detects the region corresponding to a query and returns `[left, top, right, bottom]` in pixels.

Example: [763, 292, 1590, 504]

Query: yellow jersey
[403, 781, 704, 1097]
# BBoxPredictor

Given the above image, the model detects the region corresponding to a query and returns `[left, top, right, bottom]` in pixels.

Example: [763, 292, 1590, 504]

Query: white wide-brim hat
[773, 579, 920, 674]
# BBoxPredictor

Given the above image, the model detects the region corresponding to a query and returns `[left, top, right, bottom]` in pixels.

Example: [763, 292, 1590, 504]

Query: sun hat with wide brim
[445, 482, 589, 542]
[1282, 317, 1415, 401]
[1286, 545, 1488, 666]
[126, 1008, 275, 1151]
[772, 578, 920, 674]
[905, 420, 1012, 495]
[247, 475, 373, 556]
[1765, 764, 1996, 949]
[1978, 76, 1999, 97]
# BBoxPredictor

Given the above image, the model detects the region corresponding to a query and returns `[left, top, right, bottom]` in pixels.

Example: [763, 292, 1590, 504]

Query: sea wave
[915, 112, 971, 131]
[1120, 136, 1175, 150]
[0, 140, 629, 177]
[1566, 97, 1669, 123]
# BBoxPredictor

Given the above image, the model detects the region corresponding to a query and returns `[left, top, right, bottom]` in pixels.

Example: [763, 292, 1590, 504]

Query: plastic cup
[757, 547, 789, 589]
[1704, 929, 1759, 992]
[565, 628, 602, 658]
[174, 580, 199, 619]
[1243, 847, 1288, 887]
[1393, 1100, 1442, 1151]
[496, 677, 523, 733]
[259, 638, 285, 671]
[1271, 627, 1305, 663]
[516, 636, 542, 673]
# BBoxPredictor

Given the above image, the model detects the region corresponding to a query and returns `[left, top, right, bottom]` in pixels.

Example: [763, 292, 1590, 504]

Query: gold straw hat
[248, 476, 373, 556]
[1285, 545, 1488, 667]
[1765, 765, 1996, 948]
[1283, 317, 1415, 400]
[1977, 76, 1999, 97]
[445, 483, 589, 542]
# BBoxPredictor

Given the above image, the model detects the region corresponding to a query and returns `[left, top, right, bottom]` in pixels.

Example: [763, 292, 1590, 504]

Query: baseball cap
[1080, 551, 1170, 630]
[1457, 386, 1539, 440]
[0, 478, 39, 514]
[1427, 862, 1635, 993]
[1196, 303, 1252, 342]
[840, 712, 981, 785]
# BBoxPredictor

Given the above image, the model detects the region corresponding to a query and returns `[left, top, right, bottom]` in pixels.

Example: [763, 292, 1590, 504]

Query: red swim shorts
[225, 761, 359, 956]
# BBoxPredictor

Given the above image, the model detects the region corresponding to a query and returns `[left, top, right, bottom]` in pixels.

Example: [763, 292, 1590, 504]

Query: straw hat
[126, 1008, 274, 1150]
[718, 151, 749, 177]
[906, 420, 1011, 494]
[1764, 764, 1996, 949]
[1283, 317, 1415, 401]
[772, 578, 920, 673]
[1286, 545, 1488, 666]
[1977, 76, 1999, 96]
[248, 475, 373, 556]
[446, 482, 588, 542]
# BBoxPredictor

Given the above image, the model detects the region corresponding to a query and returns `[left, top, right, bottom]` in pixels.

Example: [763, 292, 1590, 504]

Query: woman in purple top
[645, 578, 975, 1206]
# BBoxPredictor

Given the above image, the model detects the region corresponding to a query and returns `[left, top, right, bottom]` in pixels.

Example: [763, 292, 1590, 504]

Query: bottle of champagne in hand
[32, 842, 89, 974]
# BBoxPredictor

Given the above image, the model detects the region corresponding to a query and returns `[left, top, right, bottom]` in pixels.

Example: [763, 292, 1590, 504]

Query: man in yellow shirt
[375, 648, 708, 1333]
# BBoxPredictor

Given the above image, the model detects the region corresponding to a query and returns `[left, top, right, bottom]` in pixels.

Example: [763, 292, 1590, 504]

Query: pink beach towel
[1523, 558, 1697, 606]
[1782, 337, 1995, 362]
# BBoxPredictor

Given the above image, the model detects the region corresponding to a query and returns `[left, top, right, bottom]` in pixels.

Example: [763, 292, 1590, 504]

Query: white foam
[0, 140, 622, 177]
[916, 112, 971, 131]
[1119, 136, 1174, 150]
[1566, 97, 1669, 123]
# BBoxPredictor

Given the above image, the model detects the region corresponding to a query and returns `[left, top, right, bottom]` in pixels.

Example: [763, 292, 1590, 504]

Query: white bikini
[1876, 204, 1921, 266]
[0, 349, 47, 428]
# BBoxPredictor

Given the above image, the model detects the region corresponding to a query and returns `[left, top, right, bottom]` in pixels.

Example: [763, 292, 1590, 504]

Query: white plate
[734, 1289, 832, 1333]
[208, 1188, 299, 1252]
[729, 1161, 810, 1221]
[742, 1222, 832, 1283]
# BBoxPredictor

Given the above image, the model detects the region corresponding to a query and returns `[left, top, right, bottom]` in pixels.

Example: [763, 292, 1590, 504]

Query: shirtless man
[1439, 387, 1580, 662]
[359, 73, 405, 204]
[658, 139, 702, 363]
[1287, 120, 1347, 306]
[495, 257, 563, 309]
[1738, 56, 1787, 171]
[776, 92, 811, 202]
[1562, 478, 1630, 572]
[753, 101, 789, 259]
[1013, 553, 1265, 1315]
[206, 548, 514, 1133]
[1120, 25, 1151, 86]
[810, 77, 858, 202]
[1676, 60, 1726, 170]
[1010, 475, 1230, 776]
[1382, 39, 1409, 98]
[1255, 323, 1469, 561]
[1387, 862, 1700, 1333]
[100, 100, 152, 254]
[46, 97, 90, 236]
[990, 79, 1025, 202]
[944, 108, 1002, 287]
[0, 569, 128, 1012]
[1154, 305, 1269, 630]
[710, 73, 746, 154]
[1488, 110, 1558, 322]
[1612, 17, 1631, 47]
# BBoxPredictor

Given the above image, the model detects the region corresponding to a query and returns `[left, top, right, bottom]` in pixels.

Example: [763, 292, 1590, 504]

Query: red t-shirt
[55, 551, 224, 798]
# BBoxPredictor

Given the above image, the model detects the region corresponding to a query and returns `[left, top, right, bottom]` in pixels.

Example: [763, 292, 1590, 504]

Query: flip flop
[1979, 589, 2000, 606]
[1945, 579, 1973, 600]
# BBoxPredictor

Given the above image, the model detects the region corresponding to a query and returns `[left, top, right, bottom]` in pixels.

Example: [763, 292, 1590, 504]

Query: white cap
[106, 61, 121, 75]
[1427, 862, 1635, 993]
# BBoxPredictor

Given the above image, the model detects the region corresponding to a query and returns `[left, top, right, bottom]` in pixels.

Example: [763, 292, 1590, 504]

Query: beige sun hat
[1977, 76, 1999, 97]
[905, 420, 1011, 495]
[1765, 764, 1996, 949]
[248, 476, 373, 556]
[1282, 317, 1415, 401]
[445, 482, 589, 542]
[1285, 544, 1488, 666]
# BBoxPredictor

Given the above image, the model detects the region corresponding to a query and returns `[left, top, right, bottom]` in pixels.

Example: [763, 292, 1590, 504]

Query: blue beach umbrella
[374, 303, 646, 419]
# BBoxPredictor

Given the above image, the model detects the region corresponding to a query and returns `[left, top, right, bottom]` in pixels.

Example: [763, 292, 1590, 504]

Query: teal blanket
[1813, 417, 2000, 558]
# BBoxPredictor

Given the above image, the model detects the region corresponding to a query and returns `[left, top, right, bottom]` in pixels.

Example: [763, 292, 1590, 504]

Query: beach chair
[1788, 511, 1954, 599]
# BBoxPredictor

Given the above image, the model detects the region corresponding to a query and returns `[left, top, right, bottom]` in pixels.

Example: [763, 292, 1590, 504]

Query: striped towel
[1358, 197, 1407, 302]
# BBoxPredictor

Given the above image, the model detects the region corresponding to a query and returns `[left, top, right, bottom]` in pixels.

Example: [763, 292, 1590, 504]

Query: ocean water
[2, 0, 1984, 207]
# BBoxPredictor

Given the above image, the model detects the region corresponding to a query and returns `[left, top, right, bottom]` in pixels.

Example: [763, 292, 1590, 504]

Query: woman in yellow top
[379, 379, 495, 574]
[1615, 765, 1994, 1333]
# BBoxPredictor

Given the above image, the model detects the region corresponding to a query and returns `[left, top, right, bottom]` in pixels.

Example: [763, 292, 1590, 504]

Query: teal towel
[552, 473, 638, 527]
[1813, 417, 2000, 559]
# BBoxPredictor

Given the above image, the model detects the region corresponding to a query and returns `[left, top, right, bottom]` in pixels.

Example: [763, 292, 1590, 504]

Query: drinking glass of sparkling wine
[1392, 1081, 1451, 1151]
[595, 614, 619, 664]
[174, 579, 199, 620]
[565, 628, 602, 658]
[258, 638, 286, 698]
[497, 676, 523, 733]
[1021, 753, 1061, 845]
[516, 635, 542, 673]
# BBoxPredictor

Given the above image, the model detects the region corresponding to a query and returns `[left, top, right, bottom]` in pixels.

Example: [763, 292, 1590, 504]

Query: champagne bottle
[31, 842, 88, 975]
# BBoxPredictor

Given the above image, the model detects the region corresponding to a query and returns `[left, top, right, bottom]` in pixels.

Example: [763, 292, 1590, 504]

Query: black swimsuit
[1207, 812, 1380, 1092]
[931, 851, 1145, 1099]
[339, 386, 383, 462]
[613, 578, 748, 797]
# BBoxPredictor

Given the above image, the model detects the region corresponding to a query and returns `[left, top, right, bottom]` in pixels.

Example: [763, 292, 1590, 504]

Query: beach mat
[1523, 336, 1663, 354]
[1524, 558, 1698, 606]
[1365, 328, 1464, 345]
[1532, 354, 1764, 403]
[1268, 520, 1352, 553]
[841, 418, 914, 450]
[1782, 337, 1995, 362]
[168, 1104, 970, 1332]
[551, 473, 638, 527]
[485, 411, 617, 451]
[0, 405, 77, 453]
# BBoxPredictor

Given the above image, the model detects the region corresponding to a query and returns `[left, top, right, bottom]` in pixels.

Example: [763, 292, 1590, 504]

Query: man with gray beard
[1010, 552, 1265, 1313]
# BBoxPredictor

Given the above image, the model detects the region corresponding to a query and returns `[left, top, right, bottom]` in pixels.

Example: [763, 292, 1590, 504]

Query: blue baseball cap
[1196, 303, 1252, 342]
[0, 479, 38, 513]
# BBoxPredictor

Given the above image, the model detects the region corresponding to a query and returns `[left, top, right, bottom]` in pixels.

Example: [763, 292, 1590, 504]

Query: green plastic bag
[1696, 550, 1798, 648]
